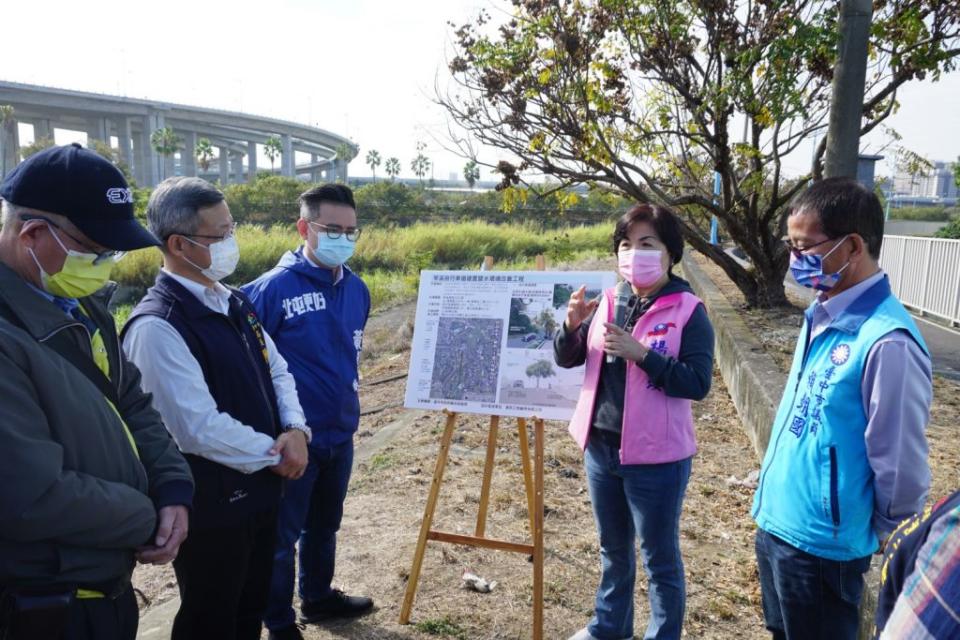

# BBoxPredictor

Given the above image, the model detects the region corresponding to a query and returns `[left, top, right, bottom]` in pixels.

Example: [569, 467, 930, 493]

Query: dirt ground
[131, 254, 958, 639]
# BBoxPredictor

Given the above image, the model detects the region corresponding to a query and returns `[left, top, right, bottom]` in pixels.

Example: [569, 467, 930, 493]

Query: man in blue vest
[751, 177, 933, 639]
[243, 184, 371, 640]
[122, 177, 310, 640]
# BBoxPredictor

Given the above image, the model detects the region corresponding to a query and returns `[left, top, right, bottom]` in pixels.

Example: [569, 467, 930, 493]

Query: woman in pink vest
[556, 204, 715, 640]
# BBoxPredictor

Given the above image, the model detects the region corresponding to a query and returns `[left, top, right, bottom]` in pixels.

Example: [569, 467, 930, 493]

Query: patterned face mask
[789, 235, 850, 292]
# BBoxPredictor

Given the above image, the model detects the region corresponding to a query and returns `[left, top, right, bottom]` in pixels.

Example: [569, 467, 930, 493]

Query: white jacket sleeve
[122, 315, 281, 474]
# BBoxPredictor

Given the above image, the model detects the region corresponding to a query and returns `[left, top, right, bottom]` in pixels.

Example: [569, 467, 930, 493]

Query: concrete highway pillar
[117, 118, 133, 168]
[310, 154, 319, 182]
[231, 153, 243, 183]
[33, 119, 54, 143]
[218, 146, 229, 185]
[247, 141, 258, 182]
[1, 117, 19, 176]
[144, 113, 162, 186]
[132, 131, 148, 186]
[182, 131, 197, 177]
[281, 134, 294, 177]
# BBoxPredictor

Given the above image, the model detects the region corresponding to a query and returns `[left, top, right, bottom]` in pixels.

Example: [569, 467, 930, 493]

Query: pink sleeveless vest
[568, 288, 702, 464]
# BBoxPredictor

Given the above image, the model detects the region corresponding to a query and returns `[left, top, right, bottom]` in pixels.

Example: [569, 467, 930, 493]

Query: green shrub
[888, 206, 956, 222]
[934, 217, 960, 239]
[110, 221, 612, 314]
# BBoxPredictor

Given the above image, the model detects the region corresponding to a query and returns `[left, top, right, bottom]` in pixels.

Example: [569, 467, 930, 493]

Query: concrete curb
[680, 252, 879, 639]
[680, 254, 785, 460]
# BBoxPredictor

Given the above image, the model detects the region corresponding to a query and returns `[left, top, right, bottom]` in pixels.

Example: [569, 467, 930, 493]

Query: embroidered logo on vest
[830, 344, 851, 366]
[647, 322, 677, 337]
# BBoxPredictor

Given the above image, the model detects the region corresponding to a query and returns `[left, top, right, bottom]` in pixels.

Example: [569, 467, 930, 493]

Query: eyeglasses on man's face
[21, 214, 124, 265]
[180, 222, 237, 244]
[781, 236, 840, 259]
[309, 222, 361, 242]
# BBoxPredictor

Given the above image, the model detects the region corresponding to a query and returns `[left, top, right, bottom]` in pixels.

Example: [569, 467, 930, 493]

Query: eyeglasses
[782, 236, 839, 259]
[179, 223, 237, 243]
[21, 215, 124, 265]
[309, 222, 361, 242]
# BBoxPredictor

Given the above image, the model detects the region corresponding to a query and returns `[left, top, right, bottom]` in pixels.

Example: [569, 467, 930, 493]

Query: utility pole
[823, 0, 873, 179]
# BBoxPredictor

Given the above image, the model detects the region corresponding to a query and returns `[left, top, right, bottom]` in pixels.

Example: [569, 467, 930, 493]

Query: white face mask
[182, 235, 240, 282]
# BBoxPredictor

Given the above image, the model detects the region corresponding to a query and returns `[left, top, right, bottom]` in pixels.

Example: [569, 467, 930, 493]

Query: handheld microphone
[607, 280, 635, 364]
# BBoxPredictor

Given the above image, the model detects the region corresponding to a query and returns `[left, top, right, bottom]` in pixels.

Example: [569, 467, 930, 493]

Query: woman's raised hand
[565, 285, 599, 332]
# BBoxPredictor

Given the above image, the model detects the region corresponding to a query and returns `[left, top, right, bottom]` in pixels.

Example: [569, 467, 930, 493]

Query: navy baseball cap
[0, 143, 160, 250]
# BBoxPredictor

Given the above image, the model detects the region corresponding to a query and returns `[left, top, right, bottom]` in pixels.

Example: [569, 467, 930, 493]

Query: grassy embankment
[110, 220, 613, 326]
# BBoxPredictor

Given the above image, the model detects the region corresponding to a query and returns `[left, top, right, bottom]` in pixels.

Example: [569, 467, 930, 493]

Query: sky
[3, 0, 958, 182]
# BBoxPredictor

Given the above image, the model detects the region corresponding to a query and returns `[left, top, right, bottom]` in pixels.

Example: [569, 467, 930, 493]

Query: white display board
[404, 270, 616, 421]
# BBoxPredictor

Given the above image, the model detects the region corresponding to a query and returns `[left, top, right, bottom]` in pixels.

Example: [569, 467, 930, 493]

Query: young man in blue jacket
[243, 184, 372, 640]
[751, 178, 932, 640]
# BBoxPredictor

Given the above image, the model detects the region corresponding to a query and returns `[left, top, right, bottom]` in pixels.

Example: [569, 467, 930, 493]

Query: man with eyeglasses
[751, 177, 932, 640]
[121, 176, 309, 640]
[0, 144, 194, 640]
[243, 184, 371, 640]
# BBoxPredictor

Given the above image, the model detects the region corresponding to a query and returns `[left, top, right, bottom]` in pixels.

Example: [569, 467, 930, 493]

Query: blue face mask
[310, 234, 355, 267]
[789, 235, 850, 292]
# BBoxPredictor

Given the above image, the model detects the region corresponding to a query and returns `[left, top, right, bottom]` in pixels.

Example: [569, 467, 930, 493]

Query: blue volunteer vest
[752, 276, 928, 561]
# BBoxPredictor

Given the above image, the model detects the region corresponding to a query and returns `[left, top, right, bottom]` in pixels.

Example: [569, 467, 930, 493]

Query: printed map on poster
[404, 270, 616, 421]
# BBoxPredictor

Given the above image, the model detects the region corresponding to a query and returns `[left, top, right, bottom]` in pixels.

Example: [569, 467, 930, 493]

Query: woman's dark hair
[612, 203, 684, 266]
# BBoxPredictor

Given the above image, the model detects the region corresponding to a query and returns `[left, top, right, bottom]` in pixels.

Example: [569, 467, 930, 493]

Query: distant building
[893, 160, 958, 200]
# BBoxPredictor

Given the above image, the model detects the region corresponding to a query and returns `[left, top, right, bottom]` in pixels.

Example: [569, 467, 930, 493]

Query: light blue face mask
[310, 234, 355, 267]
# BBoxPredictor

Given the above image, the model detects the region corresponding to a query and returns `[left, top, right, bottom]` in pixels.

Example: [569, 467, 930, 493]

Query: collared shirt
[808, 270, 932, 538]
[123, 269, 305, 474]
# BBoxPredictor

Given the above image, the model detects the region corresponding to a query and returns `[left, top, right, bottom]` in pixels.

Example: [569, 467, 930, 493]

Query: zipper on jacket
[829, 445, 840, 535]
[755, 316, 816, 515]
[227, 318, 277, 432]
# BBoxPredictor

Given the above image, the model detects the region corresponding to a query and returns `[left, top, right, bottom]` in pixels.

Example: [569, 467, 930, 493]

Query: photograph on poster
[405, 270, 616, 421]
[429, 317, 503, 402]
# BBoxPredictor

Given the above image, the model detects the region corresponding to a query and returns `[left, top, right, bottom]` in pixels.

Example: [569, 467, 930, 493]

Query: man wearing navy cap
[0, 144, 194, 640]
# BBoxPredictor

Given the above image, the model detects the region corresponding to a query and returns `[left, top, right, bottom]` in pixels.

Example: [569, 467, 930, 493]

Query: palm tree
[195, 138, 214, 172]
[410, 141, 431, 187]
[385, 157, 401, 181]
[264, 135, 282, 172]
[150, 126, 182, 180]
[365, 149, 381, 182]
[463, 160, 480, 189]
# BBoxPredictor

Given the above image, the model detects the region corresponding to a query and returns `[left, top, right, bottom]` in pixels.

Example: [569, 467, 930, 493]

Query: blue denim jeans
[754, 528, 872, 640]
[584, 432, 692, 640]
[264, 439, 354, 630]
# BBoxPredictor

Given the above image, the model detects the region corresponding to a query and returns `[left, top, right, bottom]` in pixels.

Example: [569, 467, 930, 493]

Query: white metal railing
[880, 235, 960, 327]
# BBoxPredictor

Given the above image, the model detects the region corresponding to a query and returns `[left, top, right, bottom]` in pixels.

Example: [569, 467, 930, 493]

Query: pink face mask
[618, 249, 665, 288]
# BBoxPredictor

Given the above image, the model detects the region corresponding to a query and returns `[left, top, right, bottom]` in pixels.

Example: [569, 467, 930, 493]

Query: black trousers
[66, 587, 138, 640]
[1, 585, 138, 640]
[172, 508, 278, 640]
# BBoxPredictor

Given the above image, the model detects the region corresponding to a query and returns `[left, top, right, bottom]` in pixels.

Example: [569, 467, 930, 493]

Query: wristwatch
[283, 423, 312, 444]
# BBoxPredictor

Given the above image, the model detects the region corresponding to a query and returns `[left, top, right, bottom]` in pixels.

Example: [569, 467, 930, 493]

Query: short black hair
[613, 203, 685, 267]
[147, 176, 225, 242]
[299, 183, 356, 214]
[789, 177, 884, 259]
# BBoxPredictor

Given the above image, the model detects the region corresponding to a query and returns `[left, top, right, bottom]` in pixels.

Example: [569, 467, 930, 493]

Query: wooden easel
[399, 256, 548, 640]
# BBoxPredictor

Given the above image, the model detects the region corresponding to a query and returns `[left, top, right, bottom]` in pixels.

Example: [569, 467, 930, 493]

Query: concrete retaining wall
[680, 254, 786, 460]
